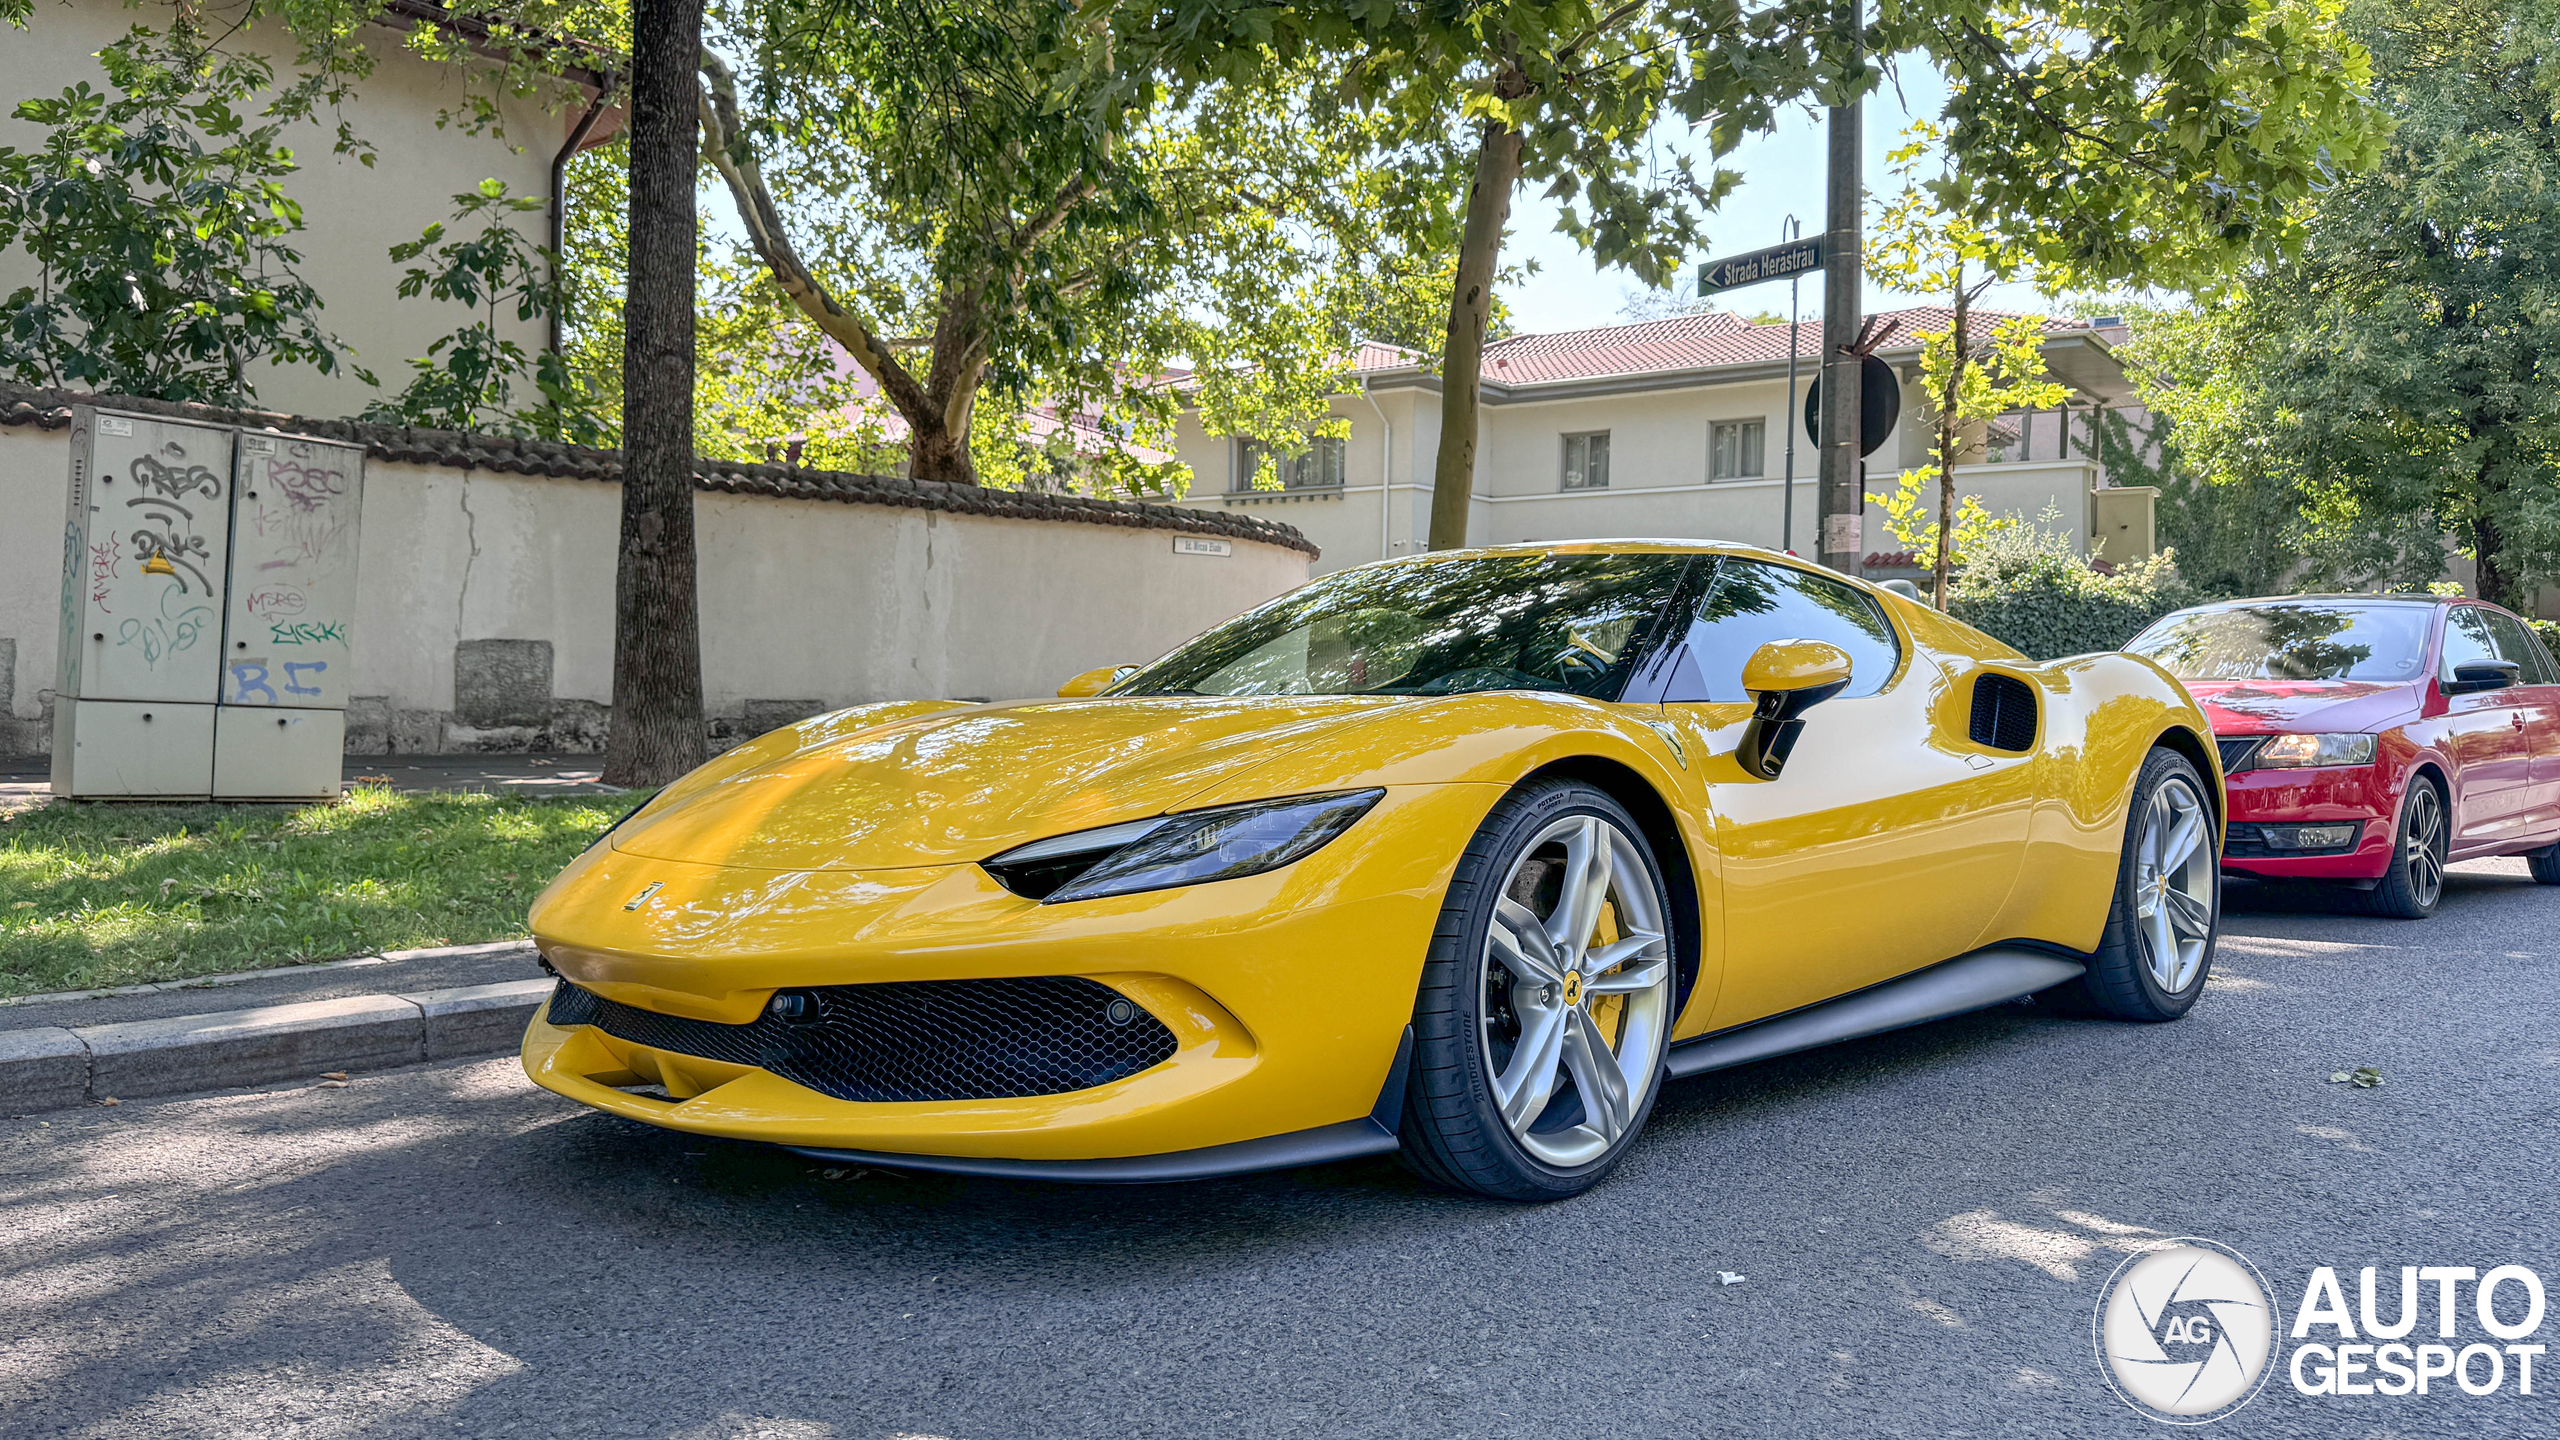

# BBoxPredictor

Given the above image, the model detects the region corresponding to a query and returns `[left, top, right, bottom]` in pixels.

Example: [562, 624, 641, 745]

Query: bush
[1948, 511, 2203, 660]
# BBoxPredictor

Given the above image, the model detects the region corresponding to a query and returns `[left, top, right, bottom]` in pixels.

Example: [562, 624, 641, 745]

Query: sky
[1496, 62, 2056, 337]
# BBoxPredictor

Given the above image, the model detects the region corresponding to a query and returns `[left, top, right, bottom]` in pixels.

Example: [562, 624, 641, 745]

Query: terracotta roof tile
[0, 383, 1317, 558]
[1472, 307, 2083, 387]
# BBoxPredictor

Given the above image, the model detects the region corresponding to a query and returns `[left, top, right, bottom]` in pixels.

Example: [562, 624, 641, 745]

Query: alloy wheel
[1479, 814, 1673, 1168]
[2404, 783, 2446, 909]
[2133, 775, 2216, 994]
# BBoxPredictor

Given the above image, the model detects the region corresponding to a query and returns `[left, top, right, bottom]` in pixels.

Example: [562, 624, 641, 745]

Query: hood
[611, 695, 1403, 871]
[2180, 678, 2426, 736]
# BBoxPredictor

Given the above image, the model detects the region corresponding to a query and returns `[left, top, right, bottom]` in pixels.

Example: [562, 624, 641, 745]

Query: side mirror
[1736, 639, 1853, 779]
[2446, 659, 2522, 695]
[1057, 664, 1138, 699]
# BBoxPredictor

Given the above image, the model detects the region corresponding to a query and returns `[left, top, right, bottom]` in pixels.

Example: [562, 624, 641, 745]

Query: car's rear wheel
[2046, 747, 2218, 1022]
[2524, 836, 2560, 884]
[2362, 776, 2446, 918]
[1400, 780, 1675, 1201]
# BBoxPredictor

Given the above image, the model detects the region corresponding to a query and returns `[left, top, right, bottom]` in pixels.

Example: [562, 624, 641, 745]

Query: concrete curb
[0, 978, 553, 1112]
[0, 938, 537, 1009]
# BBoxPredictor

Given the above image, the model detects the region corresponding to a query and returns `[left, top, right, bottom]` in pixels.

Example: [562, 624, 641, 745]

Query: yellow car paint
[524, 541, 2219, 1167]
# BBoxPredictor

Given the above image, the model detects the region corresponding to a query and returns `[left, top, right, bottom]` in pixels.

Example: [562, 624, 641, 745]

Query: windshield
[2126, 603, 2435, 683]
[1117, 553, 1694, 700]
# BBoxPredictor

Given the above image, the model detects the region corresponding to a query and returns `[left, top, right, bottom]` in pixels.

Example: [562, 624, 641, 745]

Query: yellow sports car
[523, 543, 2223, 1200]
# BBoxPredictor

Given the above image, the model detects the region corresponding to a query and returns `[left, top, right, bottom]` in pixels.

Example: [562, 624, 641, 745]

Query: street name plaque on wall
[1173, 536, 1233, 557]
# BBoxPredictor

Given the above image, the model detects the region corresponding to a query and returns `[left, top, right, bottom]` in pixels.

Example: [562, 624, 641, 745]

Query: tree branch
[695, 48, 933, 420]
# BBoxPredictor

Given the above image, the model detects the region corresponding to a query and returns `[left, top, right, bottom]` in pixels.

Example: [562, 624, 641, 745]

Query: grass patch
[0, 785, 645, 998]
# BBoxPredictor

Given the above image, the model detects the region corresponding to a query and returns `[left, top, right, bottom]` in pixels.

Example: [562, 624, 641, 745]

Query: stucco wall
[0, 423, 1312, 756]
[0, 4, 579, 421]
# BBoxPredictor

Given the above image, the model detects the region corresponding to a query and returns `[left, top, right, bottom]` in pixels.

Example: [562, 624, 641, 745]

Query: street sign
[1802, 355, 1902, 458]
[1697, 238, 1825, 294]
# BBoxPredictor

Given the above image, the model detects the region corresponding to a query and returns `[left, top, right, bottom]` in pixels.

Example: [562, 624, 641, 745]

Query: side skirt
[1665, 946, 2086, 1081]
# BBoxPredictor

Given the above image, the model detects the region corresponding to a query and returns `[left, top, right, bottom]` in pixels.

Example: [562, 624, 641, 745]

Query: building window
[1234, 436, 1346, 492]
[1562, 431, 1611, 490]
[1710, 419, 1765, 481]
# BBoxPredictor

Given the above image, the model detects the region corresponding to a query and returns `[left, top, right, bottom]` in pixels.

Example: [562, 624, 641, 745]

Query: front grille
[1969, 673, 2039, 751]
[546, 976, 1178, 1103]
[2218, 736, 2264, 775]
[2223, 822, 2270, 857]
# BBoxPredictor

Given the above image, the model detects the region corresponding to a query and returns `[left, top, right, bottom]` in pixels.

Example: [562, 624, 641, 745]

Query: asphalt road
[4, 861, 2556, 1440]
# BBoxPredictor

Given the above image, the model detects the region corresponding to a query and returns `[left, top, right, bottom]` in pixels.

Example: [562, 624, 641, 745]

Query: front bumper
[2218, 764, 2396, 880]
[519, 783, 1495, 1163]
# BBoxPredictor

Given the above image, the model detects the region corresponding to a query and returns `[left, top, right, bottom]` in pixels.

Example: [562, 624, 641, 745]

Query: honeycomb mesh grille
[1968, 673, 2038, 752]
[545, 976, 1177, 1102]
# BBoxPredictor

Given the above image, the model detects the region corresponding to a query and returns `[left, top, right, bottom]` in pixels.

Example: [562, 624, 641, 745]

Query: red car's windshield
[2127, 602, 2434, 683]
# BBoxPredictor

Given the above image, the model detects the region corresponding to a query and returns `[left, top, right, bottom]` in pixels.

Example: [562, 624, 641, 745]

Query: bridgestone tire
[2043, 747, 2218, 1023]
[1398, 779, 1673, 1202]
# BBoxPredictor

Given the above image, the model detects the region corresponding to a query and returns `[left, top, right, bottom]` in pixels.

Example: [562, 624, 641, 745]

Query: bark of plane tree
[695, 53, 1096, 487]
[601, 0, 709, 787]
[1427, 63, 1531, 552]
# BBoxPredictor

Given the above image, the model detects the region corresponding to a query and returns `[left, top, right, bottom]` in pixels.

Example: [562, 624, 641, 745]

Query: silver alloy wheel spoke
[1560, 1010, 1632, 1143]
[1545, 817, 1612, 961]
[1478, 812, 1674, 1168]
[1495, 1001, 1569, 1129]
[2133, 774, 2215, 994]
[1585, 956, 1670, 995]
[1490, 897, 1568, 986]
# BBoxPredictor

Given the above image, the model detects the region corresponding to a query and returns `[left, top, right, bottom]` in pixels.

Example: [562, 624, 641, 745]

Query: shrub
[1948, 509, 2203, 660]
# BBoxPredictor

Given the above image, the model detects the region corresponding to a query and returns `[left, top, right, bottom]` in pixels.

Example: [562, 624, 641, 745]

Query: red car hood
[2180, 678, 2426, 736]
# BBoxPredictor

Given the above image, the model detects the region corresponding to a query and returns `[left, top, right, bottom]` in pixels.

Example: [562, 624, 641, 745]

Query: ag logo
[2095, 1238, 2280, 1424]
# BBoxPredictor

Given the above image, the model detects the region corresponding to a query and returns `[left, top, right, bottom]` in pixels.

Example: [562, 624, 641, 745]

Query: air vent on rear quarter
[1969, 673, 2038, 752]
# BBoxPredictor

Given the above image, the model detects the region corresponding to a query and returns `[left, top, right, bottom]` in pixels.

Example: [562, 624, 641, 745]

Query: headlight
[2253, 733, 2379, 769]
[984, 789, 1385, 904]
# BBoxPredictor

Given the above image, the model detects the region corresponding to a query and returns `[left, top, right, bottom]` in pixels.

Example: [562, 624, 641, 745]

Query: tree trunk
[1428, 75, 1529, 552]
[602, 0, 708, 788]
[909, 421, 975, 484]
[2473, 458, 2513, 609]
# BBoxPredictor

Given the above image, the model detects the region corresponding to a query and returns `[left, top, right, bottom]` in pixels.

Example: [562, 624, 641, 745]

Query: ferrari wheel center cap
[1561, 971, 1584, 1006]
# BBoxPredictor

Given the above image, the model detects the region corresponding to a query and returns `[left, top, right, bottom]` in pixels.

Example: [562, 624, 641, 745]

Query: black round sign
[1802, 354, 1902, 458]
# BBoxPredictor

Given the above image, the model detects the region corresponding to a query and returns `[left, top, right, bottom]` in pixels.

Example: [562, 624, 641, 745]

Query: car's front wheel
[2047, 747, 2218, 1021]
[1400, 780, 1676, 1201]
[2362, 776, 2447, 919]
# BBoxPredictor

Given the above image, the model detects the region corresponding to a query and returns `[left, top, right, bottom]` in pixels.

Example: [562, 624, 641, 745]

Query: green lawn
[0, 786, 644, 999]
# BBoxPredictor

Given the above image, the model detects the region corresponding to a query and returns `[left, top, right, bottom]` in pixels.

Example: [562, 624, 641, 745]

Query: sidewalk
[0, 752, 623, 813]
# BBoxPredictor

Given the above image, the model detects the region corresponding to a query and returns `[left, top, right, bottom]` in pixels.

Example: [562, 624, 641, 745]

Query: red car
[2125, 595, 2560, 917]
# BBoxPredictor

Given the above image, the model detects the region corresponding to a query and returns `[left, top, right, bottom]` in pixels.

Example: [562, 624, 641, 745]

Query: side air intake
[1969, 673, 2038, 752]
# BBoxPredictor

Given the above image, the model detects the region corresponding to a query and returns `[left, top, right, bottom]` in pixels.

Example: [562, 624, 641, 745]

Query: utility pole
[1781, 214, 1803, 555]
[1815, 0, 1865, 577]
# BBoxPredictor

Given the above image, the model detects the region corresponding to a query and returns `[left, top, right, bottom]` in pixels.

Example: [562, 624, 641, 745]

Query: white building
[1167, 309, 2158, 577]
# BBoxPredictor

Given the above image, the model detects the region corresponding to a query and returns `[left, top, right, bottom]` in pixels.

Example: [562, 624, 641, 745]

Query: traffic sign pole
[1782, 217, 1802, 554]
[1817, 1, 1865, 578]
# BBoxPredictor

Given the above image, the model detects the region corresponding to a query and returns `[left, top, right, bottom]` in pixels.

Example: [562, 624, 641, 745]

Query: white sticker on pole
[1823, 514, 1861, 553]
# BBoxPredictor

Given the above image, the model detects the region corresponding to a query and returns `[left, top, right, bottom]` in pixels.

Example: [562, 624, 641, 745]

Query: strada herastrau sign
[1697, 239, 1825, 294]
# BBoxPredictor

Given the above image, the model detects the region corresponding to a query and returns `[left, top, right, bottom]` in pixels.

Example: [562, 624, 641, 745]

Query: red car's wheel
[2363, 776, 2447, 918]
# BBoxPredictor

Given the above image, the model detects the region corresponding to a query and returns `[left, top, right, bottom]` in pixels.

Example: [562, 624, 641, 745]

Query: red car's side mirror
[2446, 660, 2522, 695]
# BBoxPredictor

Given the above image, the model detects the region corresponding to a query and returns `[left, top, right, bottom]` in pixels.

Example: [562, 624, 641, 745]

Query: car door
[2483, 608, 2560, 839]
[2438, 605, 2535, 842]
[1644, 558, 2033, 1031]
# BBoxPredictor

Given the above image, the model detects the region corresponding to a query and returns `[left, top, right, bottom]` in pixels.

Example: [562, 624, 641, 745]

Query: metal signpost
[1698, 225, 1822, 553]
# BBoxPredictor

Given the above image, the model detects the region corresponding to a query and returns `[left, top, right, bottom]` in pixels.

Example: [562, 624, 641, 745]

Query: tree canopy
[2124, 0, 2560, 607]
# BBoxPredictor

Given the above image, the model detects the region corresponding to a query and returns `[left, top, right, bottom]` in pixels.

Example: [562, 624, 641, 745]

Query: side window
[2441, 607, 2500, 680]
[2485, 611, 2556, 684]
[1670, 559, 1901, 701]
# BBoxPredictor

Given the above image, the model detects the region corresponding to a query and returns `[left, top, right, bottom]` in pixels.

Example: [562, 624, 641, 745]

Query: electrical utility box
[51, 407, 365, 800]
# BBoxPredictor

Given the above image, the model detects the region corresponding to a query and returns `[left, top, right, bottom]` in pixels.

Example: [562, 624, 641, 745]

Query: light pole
[1781, 214, 1803, 555]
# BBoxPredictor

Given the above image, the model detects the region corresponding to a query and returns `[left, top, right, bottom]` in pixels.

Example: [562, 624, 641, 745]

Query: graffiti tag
[268, 621, 346, 646]
[116, 588, 214, 668]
